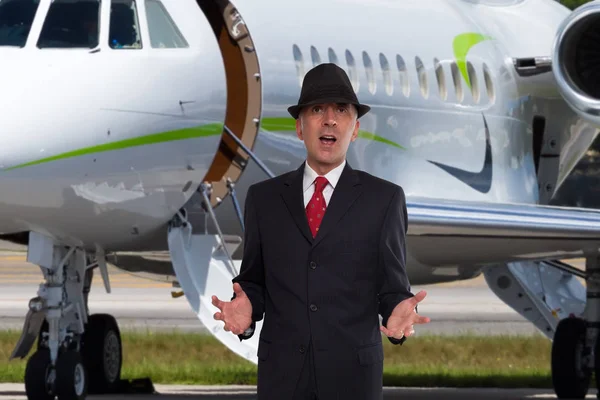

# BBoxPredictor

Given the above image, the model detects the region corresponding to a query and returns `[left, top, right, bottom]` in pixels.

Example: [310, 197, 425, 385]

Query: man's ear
[296, 117, 304, 141]
[350, 119, 360, 142]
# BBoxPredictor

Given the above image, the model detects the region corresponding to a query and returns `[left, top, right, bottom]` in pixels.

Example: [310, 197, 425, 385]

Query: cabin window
[415, 56, 428, 99]
[345, 50, 359, 93]
[292, 44, 305, 87]
[396, 55, 409, 97]
[145, 0, 188, 48]
[0, 0, 40, 48]
[109, 0, 142, 49]
[379, 53, 393, 96]
[328, 47, 338, 65]
[310, 45, 321, 67]
[483, 63, 495, 104]
[467, 61, 480, 103]
[451, 61, 463, 102]
[434, 58, 447, 101]
[363, 51, 376, 95]
[37, 0, 101, 49]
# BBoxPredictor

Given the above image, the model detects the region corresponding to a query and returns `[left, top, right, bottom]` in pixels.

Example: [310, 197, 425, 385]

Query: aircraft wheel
[55, 350, 87, 400]
[24, 348, 54, 400]
[82, 314, 122, 394]
[594, 335, 600, 394]
[551, 317, 590, 399]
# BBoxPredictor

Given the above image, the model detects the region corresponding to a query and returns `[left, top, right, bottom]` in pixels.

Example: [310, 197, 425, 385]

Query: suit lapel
[281, 162, 314, 244]
[312, 163, 362, 248]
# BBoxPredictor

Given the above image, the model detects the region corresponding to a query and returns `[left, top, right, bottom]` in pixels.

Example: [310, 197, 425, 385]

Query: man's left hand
[380, 290, 431, 340]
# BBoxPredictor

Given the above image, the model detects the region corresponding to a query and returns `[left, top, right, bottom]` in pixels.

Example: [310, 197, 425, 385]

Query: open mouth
[319, 135, 337, 144]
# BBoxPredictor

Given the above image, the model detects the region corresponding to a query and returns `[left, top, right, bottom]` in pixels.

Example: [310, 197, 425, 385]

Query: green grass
[0, 330, 564, 388]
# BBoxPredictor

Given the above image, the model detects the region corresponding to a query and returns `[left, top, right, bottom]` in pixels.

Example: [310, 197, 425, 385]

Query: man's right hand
[212, 282, 253, 335]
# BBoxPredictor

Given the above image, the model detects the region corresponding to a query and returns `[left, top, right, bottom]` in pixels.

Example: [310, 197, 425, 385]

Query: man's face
[295, 103, 359, 173]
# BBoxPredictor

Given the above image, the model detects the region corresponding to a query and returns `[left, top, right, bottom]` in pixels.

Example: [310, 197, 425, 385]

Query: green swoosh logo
[453, 33, 493, 89]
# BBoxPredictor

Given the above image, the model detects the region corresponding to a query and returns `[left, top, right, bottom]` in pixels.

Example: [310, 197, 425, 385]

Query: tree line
[559, 0, 593, 9]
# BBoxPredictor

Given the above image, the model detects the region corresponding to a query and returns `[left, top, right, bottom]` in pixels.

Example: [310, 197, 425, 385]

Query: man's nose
[322, 108, 337, 126]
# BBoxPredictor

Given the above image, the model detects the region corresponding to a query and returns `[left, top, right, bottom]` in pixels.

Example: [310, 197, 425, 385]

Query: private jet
[1, 0, 600, 398]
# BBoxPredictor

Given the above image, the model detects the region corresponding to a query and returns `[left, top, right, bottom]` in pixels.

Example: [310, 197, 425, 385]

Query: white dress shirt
[303, 160, 346, 207]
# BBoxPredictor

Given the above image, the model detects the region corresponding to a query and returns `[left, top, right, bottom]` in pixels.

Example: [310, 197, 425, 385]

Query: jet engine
[552, 0, 600, 125]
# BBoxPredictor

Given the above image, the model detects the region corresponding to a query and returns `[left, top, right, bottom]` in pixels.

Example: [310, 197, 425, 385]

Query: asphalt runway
[0, 384, 595, 399]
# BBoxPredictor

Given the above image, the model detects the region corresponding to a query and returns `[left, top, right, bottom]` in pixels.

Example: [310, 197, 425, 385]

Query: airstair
[483, 259, 586, 339]
[167, 125, 274, 365]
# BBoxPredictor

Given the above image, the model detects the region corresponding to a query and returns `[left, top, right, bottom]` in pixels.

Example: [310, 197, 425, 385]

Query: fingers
[412, 290, 427, 304]
[380, 325, 405, 339]
[380, 325, 393, 337]
[213, 311, 224, 322]
[214, 314, 240, 334]
[233, 282, 245, 297]
[223, 322, 246, 335]
[211, 295, 225, 311]
[212, 294, 247, 335]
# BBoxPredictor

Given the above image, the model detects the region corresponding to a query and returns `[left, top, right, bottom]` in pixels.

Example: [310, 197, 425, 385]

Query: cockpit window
[37, 0, 101, 49]
[109, 0, 142, 49]
[145, 0, 188, 48]
[0, 0, 40, 48]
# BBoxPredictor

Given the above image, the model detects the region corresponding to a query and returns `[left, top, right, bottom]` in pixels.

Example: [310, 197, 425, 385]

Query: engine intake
[553, 1, 600, 122]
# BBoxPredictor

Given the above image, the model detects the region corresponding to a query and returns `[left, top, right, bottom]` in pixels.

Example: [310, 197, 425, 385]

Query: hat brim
[287, 98, 371, 120]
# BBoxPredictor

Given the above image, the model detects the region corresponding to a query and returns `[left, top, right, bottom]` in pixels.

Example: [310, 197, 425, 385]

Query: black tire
[594, 333, 600, 394]
[551, 317, 591, 399]
[24, 349, 54, 400]
[55, 350, 87, 400]
[81, 314, 122, 394]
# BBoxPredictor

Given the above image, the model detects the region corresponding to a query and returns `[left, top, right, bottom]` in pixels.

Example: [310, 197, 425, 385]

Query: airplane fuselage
[0, 0, 596, 284]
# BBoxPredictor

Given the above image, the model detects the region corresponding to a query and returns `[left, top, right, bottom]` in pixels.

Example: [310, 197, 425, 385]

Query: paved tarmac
[0, 384, 596, 399]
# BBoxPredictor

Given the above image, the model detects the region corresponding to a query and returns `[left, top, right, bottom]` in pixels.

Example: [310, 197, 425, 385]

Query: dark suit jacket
[232, 161, 413, 400]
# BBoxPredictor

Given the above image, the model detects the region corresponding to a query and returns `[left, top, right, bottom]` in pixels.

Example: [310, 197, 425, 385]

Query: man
[211, 63, 430, 399]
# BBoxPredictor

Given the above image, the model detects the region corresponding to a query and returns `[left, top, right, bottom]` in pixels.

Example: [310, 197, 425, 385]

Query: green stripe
[5, 114, 405, 171]
[261, 117, 405, 150]
[5, 124, 223, 171]
[452, 33, 493, 89]
[260, 117, 296, 132]
[356, 131, 404, 149]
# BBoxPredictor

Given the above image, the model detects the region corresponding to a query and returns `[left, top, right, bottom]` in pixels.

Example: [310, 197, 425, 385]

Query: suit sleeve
[377, 185, 414, 345]
[231, 184, 265, 341]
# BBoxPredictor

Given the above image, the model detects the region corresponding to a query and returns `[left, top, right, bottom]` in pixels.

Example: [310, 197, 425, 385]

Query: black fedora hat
[287, 63, 371, 119]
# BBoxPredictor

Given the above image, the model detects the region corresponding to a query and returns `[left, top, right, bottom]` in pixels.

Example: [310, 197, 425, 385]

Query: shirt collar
[303, 159, 346, 192]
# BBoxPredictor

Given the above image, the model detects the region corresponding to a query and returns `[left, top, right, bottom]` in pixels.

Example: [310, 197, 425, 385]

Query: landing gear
[551, 317, 591, 398]
[24, 349, 53, 400]
[551, 253, 600, 399]
[9, 231, 123, 400]
[55, 351, 87, 400]
[82, 314, 122, 394]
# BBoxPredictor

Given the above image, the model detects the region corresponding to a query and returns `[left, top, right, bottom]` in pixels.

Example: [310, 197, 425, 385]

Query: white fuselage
[0, 0, 595, 283]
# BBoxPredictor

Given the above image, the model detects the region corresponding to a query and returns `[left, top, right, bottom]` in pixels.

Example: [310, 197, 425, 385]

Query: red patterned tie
[306, 176, 329, 237]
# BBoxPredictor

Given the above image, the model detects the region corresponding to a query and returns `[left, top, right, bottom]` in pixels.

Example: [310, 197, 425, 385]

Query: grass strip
[0, 330, 573, 388]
